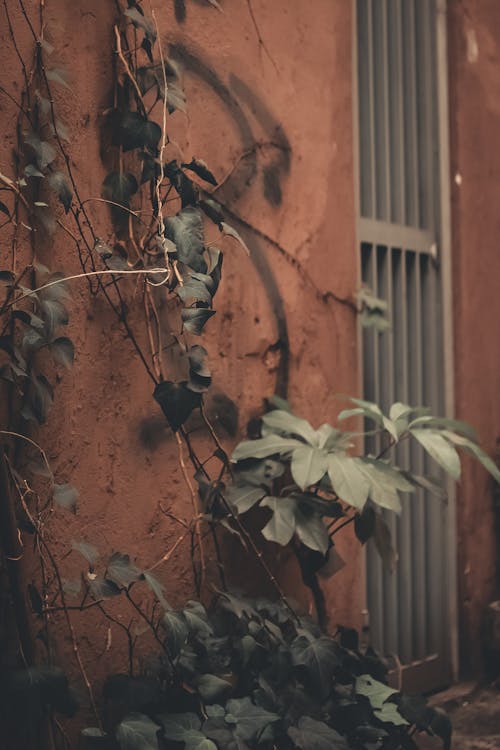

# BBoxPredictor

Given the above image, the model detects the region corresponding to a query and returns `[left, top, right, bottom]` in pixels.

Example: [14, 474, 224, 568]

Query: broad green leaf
[224, 697, 279, 742]
[232, 434, 304, 462]
[294, 510, 329, 554]
[411, 429, 461, 480]
[143, 571, 169, 609]
[373, 702, 409, 726]
[389, 402, 412, 422]
[159, 713, 200, 741]
[355, 674, 398, 710]
[262, 410, 316, 444]
[409, 416, 477, 442]
[116, 713, 160, 749]
[327, 453, 370, 510]
[287, 716, 349, 750]
[315, 423, 345, 450]
[154, 380, 201, 432]
[197, 674, 231, 702]
[261, 497, 296, 546]
[165, 207, 206, 272]
[226, 484, 266, 514]
[373, 513, 396, 572]
[181, 308, 216, 335]
[402, 471, 447, 500]
[291, 446, 328, 490]
[382, 416, 398, 442]
[442, 431, 500, 483]
[102, 171, 138, 209]
[163, 610, 188, 657]
[50, 336, 75, 368]
[290, 635, 339, 698]
[107, 552, 142, 588]
[356, 458, 414, 512]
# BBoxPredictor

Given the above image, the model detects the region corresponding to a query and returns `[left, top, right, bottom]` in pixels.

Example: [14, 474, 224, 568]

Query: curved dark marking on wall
[169, 42, 290, 397]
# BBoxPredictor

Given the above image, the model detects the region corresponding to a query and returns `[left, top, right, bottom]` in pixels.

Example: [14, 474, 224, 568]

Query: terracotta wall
[0, 0, 360, 712]
[448, 0, 500, 675]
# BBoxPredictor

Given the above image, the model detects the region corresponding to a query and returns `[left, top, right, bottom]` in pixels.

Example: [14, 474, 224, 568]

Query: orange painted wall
[0, 0, 361, 722]
[448, 0, 500, 675]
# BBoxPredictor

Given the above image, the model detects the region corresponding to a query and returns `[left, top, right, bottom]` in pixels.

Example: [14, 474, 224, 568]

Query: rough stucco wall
[0, 0, 360, 721]
[448, 0, 500, 675]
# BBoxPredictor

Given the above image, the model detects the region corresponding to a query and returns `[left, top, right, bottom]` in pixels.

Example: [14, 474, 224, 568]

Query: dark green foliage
[77, 594, 450, 750]
[154, 380, 202, 432]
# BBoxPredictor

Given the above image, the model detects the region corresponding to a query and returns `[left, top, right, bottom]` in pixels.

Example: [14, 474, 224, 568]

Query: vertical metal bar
[415, 0, 435, 230]
[363, 244, 385, 653]
[373, 0, 391, 220]
[402, 0, 420, 227]
[367, 0, 377, 218]
[407, 252, 427, 660]
[388, 0, 406, 225]
[377, 246, 398, 655]
[392, 249, 413, 663]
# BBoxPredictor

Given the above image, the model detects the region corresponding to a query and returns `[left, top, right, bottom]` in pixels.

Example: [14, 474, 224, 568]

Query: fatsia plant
[228, 398, 500, 567]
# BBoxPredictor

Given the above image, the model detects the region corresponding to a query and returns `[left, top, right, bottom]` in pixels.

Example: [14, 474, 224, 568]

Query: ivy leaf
[187, 344, 211, 393]
[116, 713, 160, 750]
[354, 505, 375, 543]
[25, 133, 56, 170]
[25, 164, 45, 178]
[165, 207, 206, 272]
[261, 497, 296, 546]
[294, 509, 329, 555]
[291, 446, 328, 490]
[29, 374, 54, 424]
[160, 713, 201, 741]
[183, 600, 213, 637]
[290, 636, 339, 698]
[154, 380, 201, 432]
[124, 7, 156, 44]
[232, 434, 304, 462]
[103, 171, 138, 209]
[197, 674, 231, 703]
[182, 158, 217, 186]
[181, 308, 216, 335]
[115, 112, 161, 153]
[224, 697, 279, 742]
[176, 275, 213, 306]
[142, 571, 170, 609]
[50, 337, 75, 368]
[220, 222, 250, 256]
[163, 611, 188, 657]
[287, 716, 349, 750]
[199, 198, 223, 226]
[48, 171, 72, 213]
[411, 429, 461, 480]
[72, 540, 99, 565]
[89, 577, 122, 599]
[40, 298, 69, 339]
[53, 483, 78, 512]
[327, 453, 370, 510]
[355, 674, 398, 710]
[107, 552, 142, 588]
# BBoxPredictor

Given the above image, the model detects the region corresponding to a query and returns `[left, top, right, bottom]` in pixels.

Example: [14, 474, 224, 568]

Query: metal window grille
[356, 0, 450, 691]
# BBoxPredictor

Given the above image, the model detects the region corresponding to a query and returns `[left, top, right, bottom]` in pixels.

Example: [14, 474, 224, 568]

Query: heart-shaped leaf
[154, 380, 201, 431]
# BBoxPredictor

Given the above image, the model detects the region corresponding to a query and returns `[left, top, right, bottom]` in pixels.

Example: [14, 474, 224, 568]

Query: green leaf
[373, 702, 409, 726]
[116, 713, 160, 749]
[338, 397, 383, 425]
[102, 171, 138, 208]
[287, 716, 349, 750]
[183, 600, 213, 637]
[176, 275, 213, 306]
[355, 674, 398, 710]
[327, 453, 370, 510]
[291, 446, 328, 490]
[154, 380, 201, 431]
[181, 308, 216, 335]
[124, 7, 156, 42]
[411, 429, 461, 480]
[115, 112, 161, 153]
[107, 552, 142, 588]
[409, 415, 477, 442]
[441, 431, 500, 483]
[46, 67, 71, 89]
[165, 207, 206, 272]
[197, 674, 231, 703]
[182, 158, 217, 186]
[29, 374, 54, 424]
[294, 509, 329, 554]
[89, 577, 121, 599]
[72, 540, 99, 565]
[354, 505, 376, 543]
[163, 610, 188, 657]
[25, 133, 56, 170]
[187, 344, 211, 393]
[290, 635, 339, 698]
[261, 410, 316, 444]
[232, 434, 304, 462]
[261, 497, 296, 546]
[142, 571, 169, 609]
[160, 712, 201, 741]
[48, 171, 72, 213]
[355, 458, 414, 512]
[40, 298, 69, 338]
[224, 697, 279, 742]
[220, 222, 250, 256]
[53, 483, 78, 512]
[226, 484, 266, 514]
[50, 336, 75, 368]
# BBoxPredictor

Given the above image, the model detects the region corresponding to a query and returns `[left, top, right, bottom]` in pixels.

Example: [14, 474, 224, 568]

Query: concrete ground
[417, 683, 500, 750]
